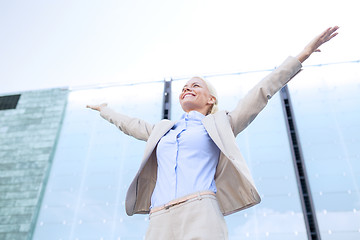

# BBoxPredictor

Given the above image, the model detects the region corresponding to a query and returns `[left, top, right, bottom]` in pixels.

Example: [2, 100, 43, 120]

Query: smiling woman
[86, 26, 339, 240]
[179, 77, 217, 115]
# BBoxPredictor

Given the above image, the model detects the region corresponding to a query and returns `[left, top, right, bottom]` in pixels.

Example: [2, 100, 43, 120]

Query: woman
[87, 26, 339, 240]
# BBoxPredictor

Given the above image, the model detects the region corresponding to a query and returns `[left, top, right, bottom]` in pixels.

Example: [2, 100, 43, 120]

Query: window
[0, 94, 21, 110]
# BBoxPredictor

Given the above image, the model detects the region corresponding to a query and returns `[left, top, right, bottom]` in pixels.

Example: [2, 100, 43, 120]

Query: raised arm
[229, 26, 339, 136]
[87, 103, 154, 141]
[228, 56, 302, 135]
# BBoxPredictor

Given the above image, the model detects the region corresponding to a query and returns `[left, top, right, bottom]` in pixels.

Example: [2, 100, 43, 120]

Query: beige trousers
[146, 194, 228, 240]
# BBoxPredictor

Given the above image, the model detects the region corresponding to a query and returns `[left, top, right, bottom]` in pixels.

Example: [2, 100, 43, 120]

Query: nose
[180, 87, 193, 99]
[183, 86, 194, 93]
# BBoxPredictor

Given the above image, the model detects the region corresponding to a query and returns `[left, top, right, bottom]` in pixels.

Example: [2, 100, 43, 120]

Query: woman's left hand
[297, 26, 339, 63]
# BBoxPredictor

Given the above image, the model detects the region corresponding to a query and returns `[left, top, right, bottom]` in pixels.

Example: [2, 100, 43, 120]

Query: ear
[207, 96, 216, 105]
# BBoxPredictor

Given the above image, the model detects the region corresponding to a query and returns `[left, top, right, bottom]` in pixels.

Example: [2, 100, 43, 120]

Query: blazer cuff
[279, 56, 303, 85]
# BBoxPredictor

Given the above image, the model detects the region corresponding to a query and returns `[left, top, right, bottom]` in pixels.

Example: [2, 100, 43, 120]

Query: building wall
[0, 88, 68, 240]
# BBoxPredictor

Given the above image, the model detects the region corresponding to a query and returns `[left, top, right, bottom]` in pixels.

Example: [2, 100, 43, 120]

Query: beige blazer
[100, 56, 302, 216]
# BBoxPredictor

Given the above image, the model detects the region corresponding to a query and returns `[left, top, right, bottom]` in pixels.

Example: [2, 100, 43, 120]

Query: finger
[326, 26, 339, 38]
[327, 26, 339, 34]
[317, 26, 339, 45]
[87, 105, 98, 110]
[321, 26, 338, 40]
[330, 26, 339, 33]
[320, 27, 332, 38]
[328, 32, 338, 40]
[324, 32, 338, 43]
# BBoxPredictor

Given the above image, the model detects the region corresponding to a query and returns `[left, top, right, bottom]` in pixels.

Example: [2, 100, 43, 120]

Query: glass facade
[33, 82, 163, 240]
[33, 63, 360, 239]
[288, 63, 360, 240]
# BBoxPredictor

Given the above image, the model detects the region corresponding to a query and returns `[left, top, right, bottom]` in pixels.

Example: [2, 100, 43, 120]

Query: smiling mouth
[182, 93, 196, 99]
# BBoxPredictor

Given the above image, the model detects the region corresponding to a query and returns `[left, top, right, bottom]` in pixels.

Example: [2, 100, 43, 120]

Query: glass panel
[33, 82, 163, 240]
[172, 72, 307, 240]
[288, 63, 360, 240]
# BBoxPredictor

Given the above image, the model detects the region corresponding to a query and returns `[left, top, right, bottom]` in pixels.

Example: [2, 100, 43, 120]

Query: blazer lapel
[202, 113, 227, 154]
[139, 120, 176, 170]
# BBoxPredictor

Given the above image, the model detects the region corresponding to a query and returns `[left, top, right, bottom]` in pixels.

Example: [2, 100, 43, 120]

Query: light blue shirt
[150, 111, 220, 208]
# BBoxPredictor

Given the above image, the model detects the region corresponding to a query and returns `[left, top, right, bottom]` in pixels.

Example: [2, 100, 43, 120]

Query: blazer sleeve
[229, 56, 302, 136]
[100, 106, 154, 141]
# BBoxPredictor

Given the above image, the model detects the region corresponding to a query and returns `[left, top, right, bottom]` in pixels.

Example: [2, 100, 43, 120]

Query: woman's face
[179, 77, 215, 115]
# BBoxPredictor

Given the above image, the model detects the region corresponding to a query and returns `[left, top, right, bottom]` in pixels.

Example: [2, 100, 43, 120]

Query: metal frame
[162, 78, 172, 119]
[280, 85, 321, 240]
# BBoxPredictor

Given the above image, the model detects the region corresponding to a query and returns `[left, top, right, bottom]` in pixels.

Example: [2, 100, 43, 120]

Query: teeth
[184, 94, 194, 98]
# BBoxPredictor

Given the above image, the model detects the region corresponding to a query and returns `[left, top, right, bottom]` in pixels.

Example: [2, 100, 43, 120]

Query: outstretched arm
[229, 56, 302, 135]
[229, 26, 339, 136]
[297, 26, 339, 63]
[86, 103, 154, 141]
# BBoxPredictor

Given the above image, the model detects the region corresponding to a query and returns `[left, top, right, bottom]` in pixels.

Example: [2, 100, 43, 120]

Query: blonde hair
[194, 77, 219, 115]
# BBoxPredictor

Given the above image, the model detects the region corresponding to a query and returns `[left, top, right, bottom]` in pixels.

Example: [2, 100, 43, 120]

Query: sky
[0, 0, 359, 94]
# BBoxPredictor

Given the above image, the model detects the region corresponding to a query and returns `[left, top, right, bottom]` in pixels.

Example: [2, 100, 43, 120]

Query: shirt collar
[180, 110, 206, 121]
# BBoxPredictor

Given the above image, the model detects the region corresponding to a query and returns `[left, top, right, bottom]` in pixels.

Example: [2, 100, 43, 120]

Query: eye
[193, 84, 200, 87]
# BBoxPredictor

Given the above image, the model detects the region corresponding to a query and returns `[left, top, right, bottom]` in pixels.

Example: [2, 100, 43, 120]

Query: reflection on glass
[172, 73, 307, 240]
[288, 63, 360, 240]
[33, 82, 163, 240]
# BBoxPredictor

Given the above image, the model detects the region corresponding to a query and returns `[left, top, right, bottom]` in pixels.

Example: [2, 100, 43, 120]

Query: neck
[185, 108, 208, 116]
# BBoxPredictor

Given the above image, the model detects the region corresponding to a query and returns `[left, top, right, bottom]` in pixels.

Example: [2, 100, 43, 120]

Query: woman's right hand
[86, 103, 108, 112]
